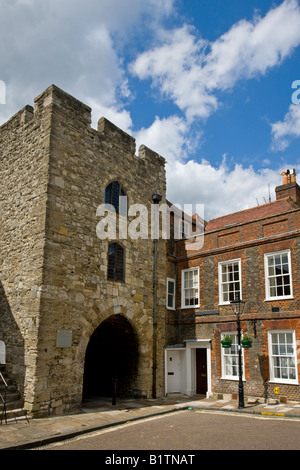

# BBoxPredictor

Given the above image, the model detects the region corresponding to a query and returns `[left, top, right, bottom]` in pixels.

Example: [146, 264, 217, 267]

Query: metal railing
[0, 371, 8, 425]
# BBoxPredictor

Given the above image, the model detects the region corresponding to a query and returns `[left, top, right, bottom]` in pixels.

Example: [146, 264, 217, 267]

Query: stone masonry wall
[35, 86, 166, 415]
[0, 102, 50, 403]
[1, 85, 167, 416]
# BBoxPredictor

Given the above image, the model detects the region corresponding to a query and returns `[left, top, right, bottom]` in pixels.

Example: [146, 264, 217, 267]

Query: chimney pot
[290, 169, 296, 183]
[276, 168, 300, 205]
[280, 170, 290, 185]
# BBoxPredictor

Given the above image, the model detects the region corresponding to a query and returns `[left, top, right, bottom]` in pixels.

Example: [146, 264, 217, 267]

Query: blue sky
[1, 0, 300, 220]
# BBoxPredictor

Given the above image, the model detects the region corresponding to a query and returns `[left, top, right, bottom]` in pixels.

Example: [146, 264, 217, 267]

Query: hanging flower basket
[241, 335, 252, 348]
[221, 336, 233, 348]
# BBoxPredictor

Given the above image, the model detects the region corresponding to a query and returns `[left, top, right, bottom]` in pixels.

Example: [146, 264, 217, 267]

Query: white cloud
[271, 104, 300, 150]
[0, 0, 174, 127]
[1, 0, 299, 223]
[130, 111, 294, 220]
[129, 0, 300, 220]
[131, 0, 300, 121]
[206, 0, 300, 88]
[166, 158, 298, 221]
[134, 115, 196, 164]
[131, 25, 217, 120]
[87, 97, 133, 134]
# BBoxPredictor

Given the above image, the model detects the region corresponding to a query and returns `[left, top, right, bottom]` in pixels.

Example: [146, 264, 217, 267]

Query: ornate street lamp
[230, 293, 246, 409]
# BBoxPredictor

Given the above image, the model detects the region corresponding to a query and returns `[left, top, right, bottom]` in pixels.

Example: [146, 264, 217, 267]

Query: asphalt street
[35, 409, 300, 451]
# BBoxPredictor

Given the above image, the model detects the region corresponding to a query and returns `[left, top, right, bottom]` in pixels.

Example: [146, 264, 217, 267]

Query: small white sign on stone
[0, 341, 6, 364]
[56, 330, 72, 348]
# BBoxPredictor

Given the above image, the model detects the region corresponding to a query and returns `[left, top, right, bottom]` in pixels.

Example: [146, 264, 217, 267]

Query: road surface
[35, 409, 300, 451]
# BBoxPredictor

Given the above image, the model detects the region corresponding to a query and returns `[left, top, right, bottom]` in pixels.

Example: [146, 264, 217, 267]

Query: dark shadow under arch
[83, 315, 139, 400]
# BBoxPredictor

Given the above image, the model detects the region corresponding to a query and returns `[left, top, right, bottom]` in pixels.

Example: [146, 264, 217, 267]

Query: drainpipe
[152, 193, 162, 398]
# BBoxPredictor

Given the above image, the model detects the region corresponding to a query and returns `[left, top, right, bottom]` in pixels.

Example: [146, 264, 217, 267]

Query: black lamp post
[230, 293, 246, 409]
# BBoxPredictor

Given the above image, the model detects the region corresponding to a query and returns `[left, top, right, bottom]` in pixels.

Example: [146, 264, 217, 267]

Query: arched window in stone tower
[107, 242, 125, 282]
[105, 181, 127, 215]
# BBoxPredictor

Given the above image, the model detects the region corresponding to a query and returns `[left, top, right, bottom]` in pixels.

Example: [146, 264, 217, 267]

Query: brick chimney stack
[276, 169, 300, 205]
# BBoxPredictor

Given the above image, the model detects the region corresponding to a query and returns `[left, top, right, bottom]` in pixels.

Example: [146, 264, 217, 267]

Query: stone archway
[82, 315, 139, 400]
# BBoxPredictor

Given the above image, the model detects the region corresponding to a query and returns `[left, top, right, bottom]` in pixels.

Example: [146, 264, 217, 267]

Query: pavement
[1, 394, 300, 450]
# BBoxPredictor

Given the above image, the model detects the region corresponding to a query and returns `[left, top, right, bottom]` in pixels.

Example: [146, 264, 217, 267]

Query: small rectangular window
[107, 242, 124, 282]
[221, 333, 244, 380]
[166, 278, 176, 310]
[181, 268, 199, 308]
[264, 250, 293, 300]
[218, 259, 242, 305]
[268, 330, 298, 384]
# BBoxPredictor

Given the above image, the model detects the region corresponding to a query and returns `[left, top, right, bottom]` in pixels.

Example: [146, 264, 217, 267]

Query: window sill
[218, 302, 244, 307]
[264, 296, 294, 302]
[269, 380, 299, 386]
[180, 305, 200, 310]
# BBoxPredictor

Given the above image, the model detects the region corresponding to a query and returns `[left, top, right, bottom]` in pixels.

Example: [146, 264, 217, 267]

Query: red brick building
[165, 169, 300, 404]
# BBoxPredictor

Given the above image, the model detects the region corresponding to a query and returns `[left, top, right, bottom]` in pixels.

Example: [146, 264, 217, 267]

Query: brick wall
[167, 189, 300, 402]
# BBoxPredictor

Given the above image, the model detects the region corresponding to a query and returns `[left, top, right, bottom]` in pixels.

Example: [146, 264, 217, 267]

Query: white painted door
[166, 350, 184, 393]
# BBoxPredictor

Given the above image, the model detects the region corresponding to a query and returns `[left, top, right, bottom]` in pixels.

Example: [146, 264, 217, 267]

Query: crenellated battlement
[34, 84, 92, 127]
[138, 144, 165, 165]
[97, 116, 136, 155]
[0, 84, 165, 170]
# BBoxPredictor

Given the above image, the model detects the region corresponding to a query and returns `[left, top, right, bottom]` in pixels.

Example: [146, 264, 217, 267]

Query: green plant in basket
[241, 334, 252, 348]
[221, 336, 233, 348]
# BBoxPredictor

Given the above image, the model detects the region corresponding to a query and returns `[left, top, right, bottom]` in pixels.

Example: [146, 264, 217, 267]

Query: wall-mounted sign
[56, 329, 72, 348]
[0, 340, 6, 364]
[274, 387, 280, 395]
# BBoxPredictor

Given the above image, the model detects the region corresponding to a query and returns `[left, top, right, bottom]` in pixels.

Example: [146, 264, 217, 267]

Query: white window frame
[218, 259, 242, 305]
[166, 278, 176, 310]
[181, 267, 199, 309]
[221, 332, 245, 380]
[264, 250, 293, 301]
[268, 330, 298, 385]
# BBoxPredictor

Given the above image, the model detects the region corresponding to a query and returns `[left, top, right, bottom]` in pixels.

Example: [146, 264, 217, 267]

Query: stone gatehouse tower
[0, 85, 166, 416]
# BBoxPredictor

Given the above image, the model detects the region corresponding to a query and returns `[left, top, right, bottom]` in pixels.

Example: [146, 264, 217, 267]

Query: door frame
[184, 339, 211, 398]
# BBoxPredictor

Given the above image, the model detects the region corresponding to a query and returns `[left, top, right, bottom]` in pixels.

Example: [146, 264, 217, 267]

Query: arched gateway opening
[82, 315, 139, 400]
